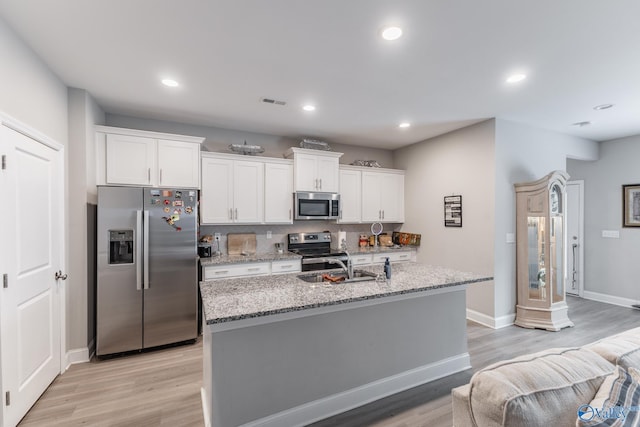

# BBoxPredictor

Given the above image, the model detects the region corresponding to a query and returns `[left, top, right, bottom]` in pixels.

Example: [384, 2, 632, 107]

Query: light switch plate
[266, 231, 272, 239]
[602, 230, 620, 238]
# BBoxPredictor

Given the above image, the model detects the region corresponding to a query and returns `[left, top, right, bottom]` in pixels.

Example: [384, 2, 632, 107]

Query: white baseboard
[238, 353, 471, 427]
[201, 388, 212, 427]
[466, 309, 515, 329]
[582, 290, 637, 308]
[65, 346, 90, 370]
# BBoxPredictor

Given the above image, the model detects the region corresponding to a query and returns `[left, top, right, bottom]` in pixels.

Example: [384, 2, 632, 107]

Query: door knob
[55, 270, 68, 281]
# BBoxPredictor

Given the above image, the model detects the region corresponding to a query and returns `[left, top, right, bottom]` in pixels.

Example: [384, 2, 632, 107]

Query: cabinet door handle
[235, 208, 238, 220]
[247, 267, 260, 272]
[289, 208, 292, 220]
[215, 270, 229, 274]
[279, 264, 293, 269]
[148, 168, 151, 183]
[229, 208, 233, 220]
[319, 178, 322, 190]
[379, 210, 382, 219]
[340, 209, 342, 220]
[382, 210, 385, 220]
[159, 168, 162, 184]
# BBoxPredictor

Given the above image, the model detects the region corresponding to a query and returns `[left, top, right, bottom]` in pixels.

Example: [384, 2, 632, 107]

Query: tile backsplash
[199, 222, 403, 254]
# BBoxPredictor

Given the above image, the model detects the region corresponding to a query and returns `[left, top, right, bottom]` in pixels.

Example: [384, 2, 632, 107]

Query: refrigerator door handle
[143, 210, 150, 289]
[136, 210, 143, 291]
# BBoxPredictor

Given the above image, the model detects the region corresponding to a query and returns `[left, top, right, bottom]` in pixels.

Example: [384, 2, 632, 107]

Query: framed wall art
[444, 195, 462, 227]
[623, 184, 640, 227]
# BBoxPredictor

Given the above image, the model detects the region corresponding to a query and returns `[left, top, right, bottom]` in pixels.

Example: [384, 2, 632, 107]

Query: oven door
[295, 192, 340, 220]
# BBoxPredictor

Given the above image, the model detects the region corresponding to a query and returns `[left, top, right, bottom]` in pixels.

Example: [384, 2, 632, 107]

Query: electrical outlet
[214, 233, 221, 241]
[266, 231, 272, 239]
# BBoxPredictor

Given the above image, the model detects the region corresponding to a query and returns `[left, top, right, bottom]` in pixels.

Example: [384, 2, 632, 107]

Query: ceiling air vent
[261, 97, 287, 106]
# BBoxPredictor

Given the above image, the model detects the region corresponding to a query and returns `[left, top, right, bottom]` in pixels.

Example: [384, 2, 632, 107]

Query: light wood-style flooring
[19, 296, 640, 427]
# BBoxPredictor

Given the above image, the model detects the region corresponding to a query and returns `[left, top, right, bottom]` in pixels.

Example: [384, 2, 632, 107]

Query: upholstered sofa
[452, 327, 640, 427]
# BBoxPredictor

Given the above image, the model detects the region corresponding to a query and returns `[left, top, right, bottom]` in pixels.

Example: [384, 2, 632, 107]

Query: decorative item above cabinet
[95, 126, 203, 188]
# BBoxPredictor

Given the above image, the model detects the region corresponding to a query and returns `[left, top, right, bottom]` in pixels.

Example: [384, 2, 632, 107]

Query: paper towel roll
[337, 231, 347, 248]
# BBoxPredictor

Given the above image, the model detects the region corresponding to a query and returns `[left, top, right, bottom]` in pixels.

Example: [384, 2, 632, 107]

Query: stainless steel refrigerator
[97, 186, 198, 356]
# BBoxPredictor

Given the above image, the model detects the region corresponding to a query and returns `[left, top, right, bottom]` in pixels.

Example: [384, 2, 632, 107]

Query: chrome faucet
[341, 238, 353, 279]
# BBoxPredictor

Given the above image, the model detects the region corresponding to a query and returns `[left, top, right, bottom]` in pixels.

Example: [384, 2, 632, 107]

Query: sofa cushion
[577, 366, 640, 426]
[468, 347, 614, 427]
[585, 327, 640, 370]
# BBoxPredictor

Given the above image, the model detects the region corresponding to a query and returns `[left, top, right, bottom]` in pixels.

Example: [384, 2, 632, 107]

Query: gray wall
[68, 88, 105, 352]
[493, 119, 599, 319]
[0, 18, 86, 355]
[567, 135, 640, 300]
[106, 114, 395, 168]
[393, 120, 497, 318]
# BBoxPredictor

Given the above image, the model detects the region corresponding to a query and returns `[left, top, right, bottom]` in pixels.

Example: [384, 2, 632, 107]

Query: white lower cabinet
[203, 259, 301, 280]
[371, 251, 413, 264]
[350, 254, 373, 266]
[271, 260, 302, 274]
[203, 262, 271, 280]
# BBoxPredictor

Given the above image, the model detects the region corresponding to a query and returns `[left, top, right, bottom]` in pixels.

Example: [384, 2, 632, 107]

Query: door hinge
[3, 273, 7, 288]
[1, 155, 6, 170]
[5, 391, 9, 406]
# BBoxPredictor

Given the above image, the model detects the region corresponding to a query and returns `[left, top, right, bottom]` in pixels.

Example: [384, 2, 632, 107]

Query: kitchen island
[200, 263, 491, 427]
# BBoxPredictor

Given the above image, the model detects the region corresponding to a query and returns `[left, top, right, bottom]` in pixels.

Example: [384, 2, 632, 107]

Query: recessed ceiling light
[506, 74, 527, 84]
[398, 122, 411, 128]
[302, 105, 316, 112]
[161, 78, 179, 87]
[593, 104, 614, 110]
[572, 121, 591, 127]
[381, 26, 403, 41]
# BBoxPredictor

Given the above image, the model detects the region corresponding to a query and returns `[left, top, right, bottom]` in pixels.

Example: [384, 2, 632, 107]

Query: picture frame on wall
[444, 195, 462, 227]
[623, 184, 640, 227]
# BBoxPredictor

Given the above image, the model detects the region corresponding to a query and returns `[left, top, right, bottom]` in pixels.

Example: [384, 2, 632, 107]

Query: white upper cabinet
[361, 169, 405, 223]
[284, 148, 342, 193]
[233, 160, 264, 223]
[157, 139, 200, 188]
[264, 161, 294, 223]
[200, 153, 264, 224]
[338, 167, 362, 223]
[200, 156, 234, 224]
[97, 126, 203, 188]
[105, 134, 156, 186]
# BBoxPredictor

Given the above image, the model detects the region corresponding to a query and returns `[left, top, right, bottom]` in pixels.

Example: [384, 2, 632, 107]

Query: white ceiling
[1, 0, 639, 150]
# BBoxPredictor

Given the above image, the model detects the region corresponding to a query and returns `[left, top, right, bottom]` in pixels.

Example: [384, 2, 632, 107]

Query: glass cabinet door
[550, 184, 564, 303]
[527, 217, 546, 301]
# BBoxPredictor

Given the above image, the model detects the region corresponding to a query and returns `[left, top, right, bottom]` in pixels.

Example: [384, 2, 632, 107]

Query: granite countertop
[199, 251, 302, 266]
[200, 263, 492, 325]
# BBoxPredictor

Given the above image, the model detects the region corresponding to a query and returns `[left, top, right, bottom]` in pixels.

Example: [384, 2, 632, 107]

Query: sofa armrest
[452, 383, 474, 427]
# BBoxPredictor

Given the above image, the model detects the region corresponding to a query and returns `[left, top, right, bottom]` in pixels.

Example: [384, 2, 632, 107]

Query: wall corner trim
[65, 347, 90, 370]
[467, 309, 515, 329]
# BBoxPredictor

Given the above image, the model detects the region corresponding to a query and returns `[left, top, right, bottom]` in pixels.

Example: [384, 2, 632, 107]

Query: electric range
[287, 232, 348, 272]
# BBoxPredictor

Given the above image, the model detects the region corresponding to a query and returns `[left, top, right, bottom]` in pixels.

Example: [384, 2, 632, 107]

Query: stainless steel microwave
[294, 192, 340, 220]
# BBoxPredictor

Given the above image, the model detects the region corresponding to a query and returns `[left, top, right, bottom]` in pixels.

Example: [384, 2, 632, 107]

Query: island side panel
[203, 286, 468, 427]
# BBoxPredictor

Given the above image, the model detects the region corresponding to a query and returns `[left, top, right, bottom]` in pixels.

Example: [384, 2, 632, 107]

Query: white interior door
[1, 120, 64, 426]
[566, 180, 584, 296]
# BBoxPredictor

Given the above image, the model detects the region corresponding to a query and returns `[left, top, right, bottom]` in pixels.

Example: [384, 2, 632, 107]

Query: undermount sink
[297, 269, 378, 284]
